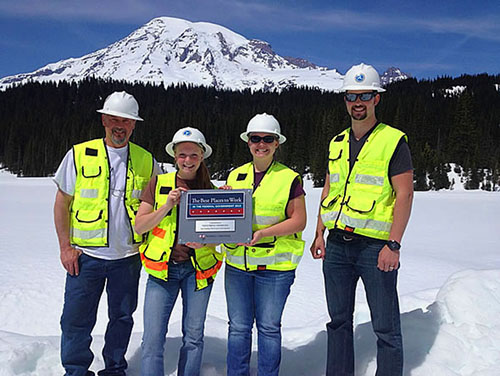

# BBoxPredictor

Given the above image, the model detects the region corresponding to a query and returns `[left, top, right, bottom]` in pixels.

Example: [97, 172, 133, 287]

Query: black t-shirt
[348, 122, 413, 177]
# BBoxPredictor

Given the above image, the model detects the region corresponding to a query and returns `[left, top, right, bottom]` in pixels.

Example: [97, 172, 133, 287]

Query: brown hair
[193, 160, 213, 189]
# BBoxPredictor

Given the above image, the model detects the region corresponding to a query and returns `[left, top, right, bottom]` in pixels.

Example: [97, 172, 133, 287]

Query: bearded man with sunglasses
[311, 63, 414, 376]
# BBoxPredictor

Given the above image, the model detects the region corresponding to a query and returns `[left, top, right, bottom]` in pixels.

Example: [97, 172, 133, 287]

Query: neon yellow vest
[223, 161, 305, 271]
[320, 123, 406, 240]
[139, 172, 222, 290]
[71, 138, 153, 247]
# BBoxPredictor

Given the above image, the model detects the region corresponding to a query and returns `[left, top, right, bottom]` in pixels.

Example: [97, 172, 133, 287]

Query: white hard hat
[341, 63, 386, 93]
[97, 91, 144, 121]
[165, 127, 212, 158]
[240, 113, 287, 144]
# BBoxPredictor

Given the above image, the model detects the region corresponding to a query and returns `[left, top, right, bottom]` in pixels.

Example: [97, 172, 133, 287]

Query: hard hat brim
[339, 85, 386, 93]
[165, 141, 212, 159]
[240, 131, 287, 144]
[97, 109, 144, 121]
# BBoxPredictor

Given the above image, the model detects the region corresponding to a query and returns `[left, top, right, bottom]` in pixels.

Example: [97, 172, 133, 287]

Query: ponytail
[194, 161, 213, 189]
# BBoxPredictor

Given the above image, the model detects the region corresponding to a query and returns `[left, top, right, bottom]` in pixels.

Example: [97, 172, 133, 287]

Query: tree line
[0, 74, 499, 190]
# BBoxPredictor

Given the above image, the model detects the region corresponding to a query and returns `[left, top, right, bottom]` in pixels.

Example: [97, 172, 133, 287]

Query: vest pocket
[75, 210, 103, 223]
[344, 196, 376, 214]
[81, 166, 102, 178]
[329, 149, 342, 162]
[142, 243, 167, 262]
[321, 194, 340, 209]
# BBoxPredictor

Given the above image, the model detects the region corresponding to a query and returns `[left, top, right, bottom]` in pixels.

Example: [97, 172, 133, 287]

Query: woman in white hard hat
[134, 127, 223, 376]
[222, 113, 307, 376]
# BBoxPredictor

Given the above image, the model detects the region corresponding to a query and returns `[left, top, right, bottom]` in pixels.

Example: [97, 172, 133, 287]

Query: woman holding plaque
[135, 127, 222, 376]
[223, 113, 307, 376]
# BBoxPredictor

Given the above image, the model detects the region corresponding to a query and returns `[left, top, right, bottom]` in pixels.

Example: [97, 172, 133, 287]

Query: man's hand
[60, 245, 82, 276]
[310, 233, 326, 260]
[377, 246, 400, 272]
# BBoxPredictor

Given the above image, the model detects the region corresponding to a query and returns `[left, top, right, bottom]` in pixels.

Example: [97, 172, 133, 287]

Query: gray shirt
[348, 122, 413, 177]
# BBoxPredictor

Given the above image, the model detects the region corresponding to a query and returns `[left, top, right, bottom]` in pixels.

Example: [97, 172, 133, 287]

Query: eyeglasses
[249, 135, 277, 144]
[344, 92, 377, 102]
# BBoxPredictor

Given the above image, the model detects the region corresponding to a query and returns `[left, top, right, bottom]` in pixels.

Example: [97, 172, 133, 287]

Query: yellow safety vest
[320, 123, 406, 240]
[139, 172, 222, 290]
[223, 161, 305, 271]
[71, 138, 153, 246]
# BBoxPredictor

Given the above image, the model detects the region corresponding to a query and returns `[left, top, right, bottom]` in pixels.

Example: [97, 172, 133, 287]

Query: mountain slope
[0, 17, 344, 92]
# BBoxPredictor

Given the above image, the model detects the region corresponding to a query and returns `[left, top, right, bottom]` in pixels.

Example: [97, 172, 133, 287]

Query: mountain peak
[0, 16, 343, 92]
[380, 67, 411, 86]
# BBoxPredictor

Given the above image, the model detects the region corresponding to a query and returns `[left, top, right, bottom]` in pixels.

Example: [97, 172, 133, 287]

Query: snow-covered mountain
[380, 67, 411, 86]
[0, 17, 344, 92]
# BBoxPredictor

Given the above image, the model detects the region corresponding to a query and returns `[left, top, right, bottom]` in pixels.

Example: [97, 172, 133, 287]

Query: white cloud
[1, 0, 499, 42]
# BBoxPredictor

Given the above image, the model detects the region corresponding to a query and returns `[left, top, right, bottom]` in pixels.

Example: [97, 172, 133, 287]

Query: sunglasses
[249, 135, 277, 144]
[344, 92, 377, 102]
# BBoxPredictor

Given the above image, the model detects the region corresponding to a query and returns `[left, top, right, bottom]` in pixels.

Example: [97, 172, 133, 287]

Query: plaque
[177, 189, 253, 244]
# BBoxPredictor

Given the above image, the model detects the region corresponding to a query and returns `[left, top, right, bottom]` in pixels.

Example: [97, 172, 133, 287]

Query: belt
[328, 230, 358, 242]
[170, 259, 189, 265]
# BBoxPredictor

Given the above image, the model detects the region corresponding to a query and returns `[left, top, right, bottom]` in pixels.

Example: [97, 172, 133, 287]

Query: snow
[0, 17, 344, 92]
[0, 169, 499, 375]
[444, 86, 466, 97]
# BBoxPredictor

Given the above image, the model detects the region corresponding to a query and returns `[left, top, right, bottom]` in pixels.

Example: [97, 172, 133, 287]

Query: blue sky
[1, 0, 499, 80]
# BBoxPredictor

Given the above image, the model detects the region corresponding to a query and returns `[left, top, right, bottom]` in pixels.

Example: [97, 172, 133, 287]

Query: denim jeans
[60, 253, 141, 376]
[141, 261, 213, 376]
[323, 232, 403, 376]
[225, 264, 296, 376]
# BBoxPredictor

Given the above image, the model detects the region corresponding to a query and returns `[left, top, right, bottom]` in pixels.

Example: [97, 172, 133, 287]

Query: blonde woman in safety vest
[135, 127, 222, 376]
[222, 113, 306, 376]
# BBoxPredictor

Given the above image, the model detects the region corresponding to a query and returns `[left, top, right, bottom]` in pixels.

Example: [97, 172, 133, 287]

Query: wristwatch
[386, 240, 401, 251]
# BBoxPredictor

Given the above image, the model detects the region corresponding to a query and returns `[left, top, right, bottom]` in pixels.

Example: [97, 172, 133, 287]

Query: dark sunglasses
[344, 92, 377, 102]
[249, 135, 277, 144]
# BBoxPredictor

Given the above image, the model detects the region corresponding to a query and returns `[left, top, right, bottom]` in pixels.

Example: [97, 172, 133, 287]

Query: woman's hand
[166, 187, 186, 208]
[185, 242, 204, 249]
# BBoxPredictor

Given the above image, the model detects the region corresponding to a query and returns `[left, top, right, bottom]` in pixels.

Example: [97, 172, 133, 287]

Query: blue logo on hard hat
[183, 130, 192, 136]
[355, 73, 365, 83]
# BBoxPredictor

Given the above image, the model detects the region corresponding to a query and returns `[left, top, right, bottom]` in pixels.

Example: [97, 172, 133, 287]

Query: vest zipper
[103, 139, 112, 247]
[334, 131, 355, 229]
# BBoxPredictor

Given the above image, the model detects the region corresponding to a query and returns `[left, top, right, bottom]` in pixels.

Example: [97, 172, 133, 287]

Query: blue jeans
[141, 261, 213, 376]
[225, 264, 295, 376]
[60, 253, 141, 376]
[323, 232, 403, 376]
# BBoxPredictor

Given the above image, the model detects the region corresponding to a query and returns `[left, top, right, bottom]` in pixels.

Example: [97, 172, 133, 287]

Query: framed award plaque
[177, 189, 253, 244]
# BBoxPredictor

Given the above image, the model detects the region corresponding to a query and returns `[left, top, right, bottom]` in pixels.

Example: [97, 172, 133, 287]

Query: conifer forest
[0, 74, 499, 190]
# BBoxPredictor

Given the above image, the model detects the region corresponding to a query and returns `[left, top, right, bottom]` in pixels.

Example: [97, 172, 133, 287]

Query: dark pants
[323, 233, 403, 376]
[60, 253, 141, 376]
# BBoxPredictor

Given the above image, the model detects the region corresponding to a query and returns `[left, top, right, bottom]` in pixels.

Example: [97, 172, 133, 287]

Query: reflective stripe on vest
[79, 189, 99, 198]
[139, 172, 222, 290]
[70, 139, 153, 247]
[320, 123, 406, 240]
[71, 228, 106, 240]
[224, 161, 305, 271]
[226, 251, 302, 266]
[253, 214, 281, 226]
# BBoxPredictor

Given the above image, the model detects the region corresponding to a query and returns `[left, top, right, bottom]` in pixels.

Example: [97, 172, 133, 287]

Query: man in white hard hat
[53, 91, 161, 376]
[311, 63, 413, 376]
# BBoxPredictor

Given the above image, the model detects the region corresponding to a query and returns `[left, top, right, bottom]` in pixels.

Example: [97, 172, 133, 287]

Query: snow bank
[411, 270, 500, 376]
[1, 269, 499, 375]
